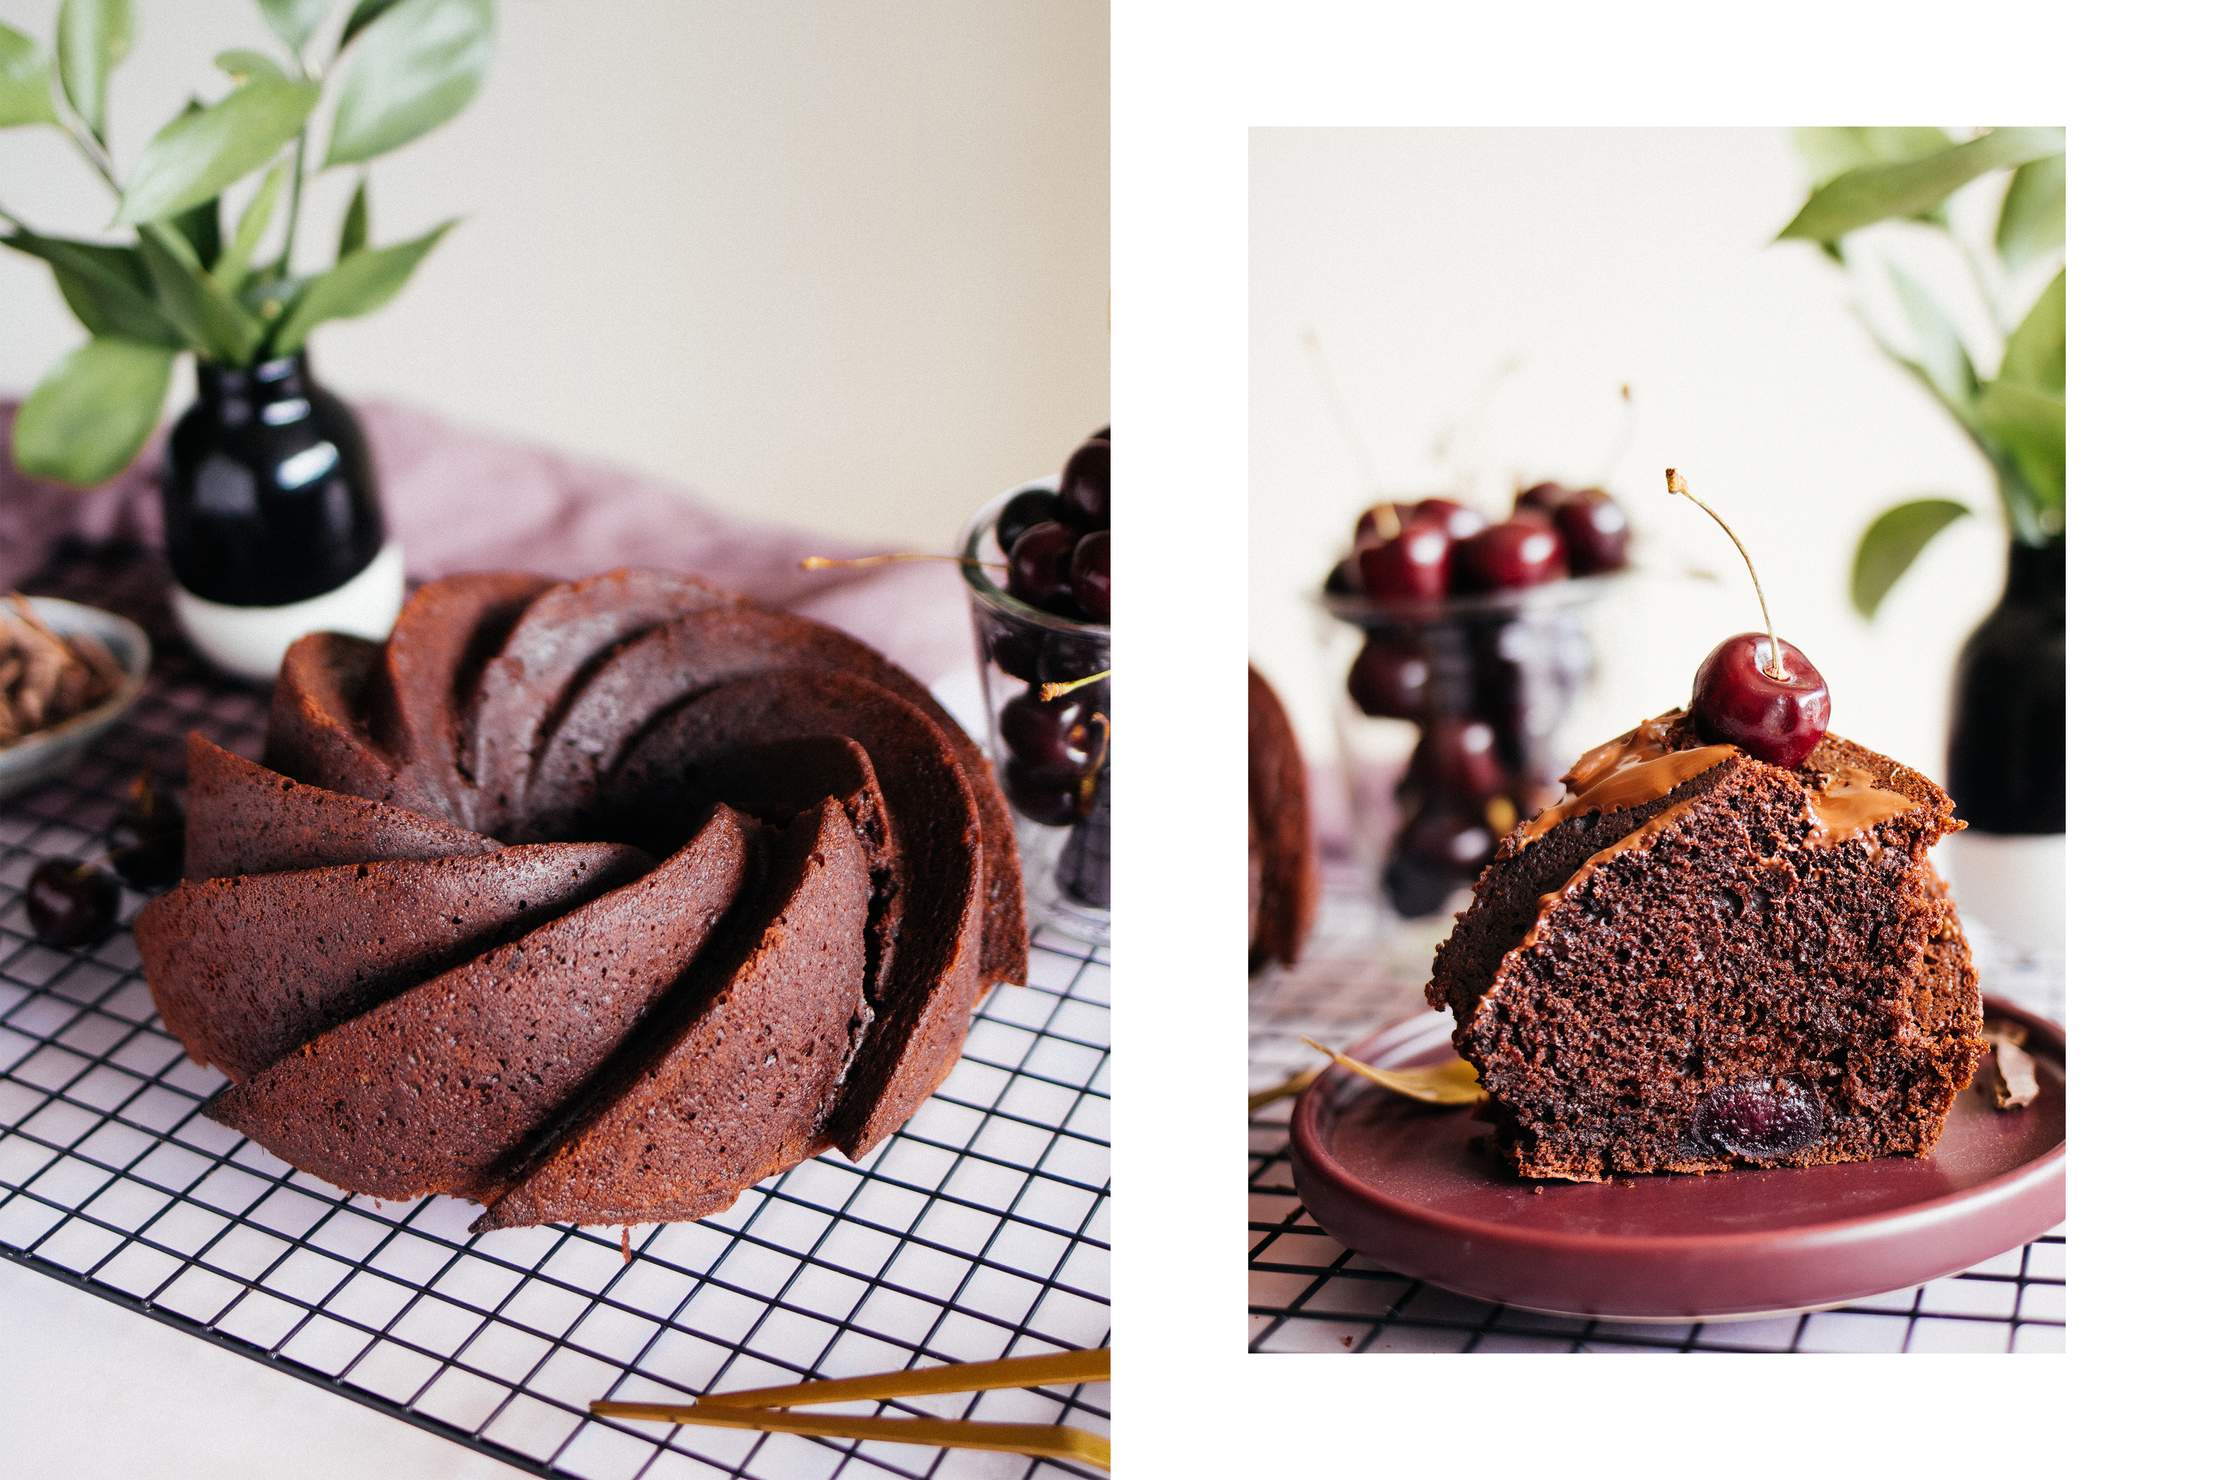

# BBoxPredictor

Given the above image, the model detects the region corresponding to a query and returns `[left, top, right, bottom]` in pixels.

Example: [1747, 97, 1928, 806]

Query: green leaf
[1778, 127, 2063, 243]
[1791, 127, 1954, 185]
[256, 0, 334, 54]
[1883, 262, 1976, 408]
[1849, 497, 1973, 618]
[215, 47, 289, 84]
[339, 175, 370, 255]
[1998, 269, 2064, 394]
[116, 77, 318, 226]
[12, 336, 173, 487]
[269, 218, 454, 355]
[54, 0, 132, 144]
[339, 0, 408, 49]
[326, 0, 493, 166]
[0, 22, 58, 128]
[212, 160, 287, 291]
[1995, 154, 2065, 273]
[2, 229, 179, 344]
[137, 222, 261, 363]
[1972, 379, 2064, 533]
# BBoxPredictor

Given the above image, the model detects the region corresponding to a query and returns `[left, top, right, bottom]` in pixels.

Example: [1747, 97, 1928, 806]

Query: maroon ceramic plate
[1289, 995, 2065, 1321]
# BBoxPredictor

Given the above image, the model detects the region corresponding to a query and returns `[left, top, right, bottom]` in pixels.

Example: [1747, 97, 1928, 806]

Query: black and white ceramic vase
[1937, 538, 2066, 954]
[163, 353, 403, 682]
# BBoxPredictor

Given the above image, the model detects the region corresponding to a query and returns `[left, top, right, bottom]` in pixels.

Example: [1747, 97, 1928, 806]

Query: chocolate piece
[1987, 1030, 2040, 1110]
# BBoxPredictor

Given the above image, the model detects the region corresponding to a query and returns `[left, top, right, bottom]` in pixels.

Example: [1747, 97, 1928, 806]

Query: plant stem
[1946, 211, 2008, 348]
[58, 116, 122, 195]
[277, 131, 309, 277]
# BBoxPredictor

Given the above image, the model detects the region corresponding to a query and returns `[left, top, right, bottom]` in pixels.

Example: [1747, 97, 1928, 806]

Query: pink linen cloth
[0, 399, 981, 695]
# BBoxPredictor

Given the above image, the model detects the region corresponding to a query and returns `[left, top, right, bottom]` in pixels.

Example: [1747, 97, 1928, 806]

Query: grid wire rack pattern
[0, 544, 1110, 1478]
[1249, 857, 2063, 1355]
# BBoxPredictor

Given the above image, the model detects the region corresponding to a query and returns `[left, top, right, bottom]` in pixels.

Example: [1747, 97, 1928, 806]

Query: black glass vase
[1944, 539, 2065, 834]
[163, 353, 404, 681]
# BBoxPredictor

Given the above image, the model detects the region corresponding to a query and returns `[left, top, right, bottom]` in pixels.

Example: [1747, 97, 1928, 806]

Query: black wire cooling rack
[1248, 858, 2064, 1354]
[0, 544, 1110, 1477]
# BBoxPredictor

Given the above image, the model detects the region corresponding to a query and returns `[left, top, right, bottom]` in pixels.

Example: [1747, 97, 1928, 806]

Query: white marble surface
[0, 1259, 512, 1478]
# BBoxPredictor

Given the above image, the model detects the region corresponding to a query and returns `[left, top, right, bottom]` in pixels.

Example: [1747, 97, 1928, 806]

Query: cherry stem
[1594, 381, 1637, 486]
[1665, 468, 1784, 681]
[1361, 501, 1402, 541]
[1039, 669, 1110, 702]
[1300, 326, 1382, 499]
[800, 553, 1006, 572]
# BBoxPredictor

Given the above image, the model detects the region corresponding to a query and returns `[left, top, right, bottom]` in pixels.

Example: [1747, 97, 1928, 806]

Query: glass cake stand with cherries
[1317, 481, 1635, 919]
[961, 428, 1111, 945]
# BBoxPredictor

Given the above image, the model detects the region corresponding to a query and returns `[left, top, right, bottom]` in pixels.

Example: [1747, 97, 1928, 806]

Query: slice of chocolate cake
[472, 799, 870, 1231]
[1424, 710, 1982, 1180]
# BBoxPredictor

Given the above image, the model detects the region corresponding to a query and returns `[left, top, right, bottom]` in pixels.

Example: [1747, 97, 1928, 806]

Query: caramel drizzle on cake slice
[1528, 744, 1738, 837]
[1805, 767, 1919, 851]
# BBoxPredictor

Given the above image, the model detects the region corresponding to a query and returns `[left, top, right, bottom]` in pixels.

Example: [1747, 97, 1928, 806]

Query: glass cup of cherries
[1317, 482, 1632, 919]
[961, 428, 1111, 946]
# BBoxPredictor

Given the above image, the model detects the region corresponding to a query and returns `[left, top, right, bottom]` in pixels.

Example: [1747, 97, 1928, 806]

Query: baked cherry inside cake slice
[1424, 709, 1983, 1180]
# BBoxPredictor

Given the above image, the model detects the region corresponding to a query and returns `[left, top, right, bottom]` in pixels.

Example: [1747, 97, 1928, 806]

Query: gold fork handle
[591, 1405, 1111, 1471]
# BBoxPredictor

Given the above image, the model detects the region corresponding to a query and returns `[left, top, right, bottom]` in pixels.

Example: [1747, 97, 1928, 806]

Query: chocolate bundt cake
[135, 569, 1025, 1230]
[1424, 709, 1982, 1180]
[1248, 665, 1318, 973]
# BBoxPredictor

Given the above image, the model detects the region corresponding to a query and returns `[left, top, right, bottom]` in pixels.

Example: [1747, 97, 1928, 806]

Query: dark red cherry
[1070, 530, 1109, 622]
[1455, 516, 1566, 592]
[1323, 553, 1362, 596]
[1346, 634, 1432, 719]
[109, 774, 184, 889]
[1092, 423, 1110, 441]
[1006, 521, 1080, 614]
[1411, 497, 1485, 539]
[988, 621, 1044, 681]
[1407, 718, 1507, 801]
[1058, 437, 1110, 529]
[1000, 693, 1104, 779]
[1001, 760, 1081, 827]
[1689, 632, 1830, 766]
[25, 858, 119, 948]
[1552, 488, 1629, 575]
[996, 488, 1064, 556]
[1356, 523, 1453, 602]
[1513, 481, 1574, 516]
[1694, 1077, 1823, 1159]
[1382, 807, 1496, 917]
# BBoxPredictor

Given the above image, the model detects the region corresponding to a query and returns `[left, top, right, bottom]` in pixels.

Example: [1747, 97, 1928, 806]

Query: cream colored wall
[1251, 127, 2041, 781]
[0, 0, 1108, 549]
